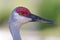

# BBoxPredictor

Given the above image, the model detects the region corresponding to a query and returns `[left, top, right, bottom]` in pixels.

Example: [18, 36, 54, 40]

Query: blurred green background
[0, 0, 60, 40]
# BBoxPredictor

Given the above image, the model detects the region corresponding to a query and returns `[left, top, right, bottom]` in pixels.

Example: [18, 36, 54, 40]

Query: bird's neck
[9, 22, 22, 40]
[9, 13, 22, 40]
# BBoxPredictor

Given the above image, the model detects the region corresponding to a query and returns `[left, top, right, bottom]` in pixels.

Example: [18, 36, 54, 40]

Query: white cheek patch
[14, 12, 32, 24]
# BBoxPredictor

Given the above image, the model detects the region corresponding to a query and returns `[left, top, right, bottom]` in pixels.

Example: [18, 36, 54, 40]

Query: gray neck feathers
[9, 13, 21, 40]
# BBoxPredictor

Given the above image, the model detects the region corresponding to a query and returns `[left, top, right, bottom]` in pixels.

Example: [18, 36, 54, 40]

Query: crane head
[9, 6, 55, 40]
[11, 6, 55, 25]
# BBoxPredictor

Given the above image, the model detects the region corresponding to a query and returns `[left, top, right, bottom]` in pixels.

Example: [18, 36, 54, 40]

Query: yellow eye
[19, 11, 24, 15]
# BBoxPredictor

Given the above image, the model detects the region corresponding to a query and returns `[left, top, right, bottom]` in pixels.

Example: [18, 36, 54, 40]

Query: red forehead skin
[16, 7, 30, 16]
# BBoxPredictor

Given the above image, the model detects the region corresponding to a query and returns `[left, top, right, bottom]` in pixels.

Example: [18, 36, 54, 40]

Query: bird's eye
[19, 11, 24, 15]
[19, 11, 28, 17]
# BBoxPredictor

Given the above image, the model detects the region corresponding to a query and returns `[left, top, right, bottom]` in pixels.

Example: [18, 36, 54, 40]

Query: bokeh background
[0, 0, 60, 40]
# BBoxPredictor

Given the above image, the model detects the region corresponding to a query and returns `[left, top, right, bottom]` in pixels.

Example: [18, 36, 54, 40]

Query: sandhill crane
[9, 6, 54, 40]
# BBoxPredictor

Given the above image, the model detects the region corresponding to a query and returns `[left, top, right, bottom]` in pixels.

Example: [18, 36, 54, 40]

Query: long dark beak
[28, 14, 55, 24]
